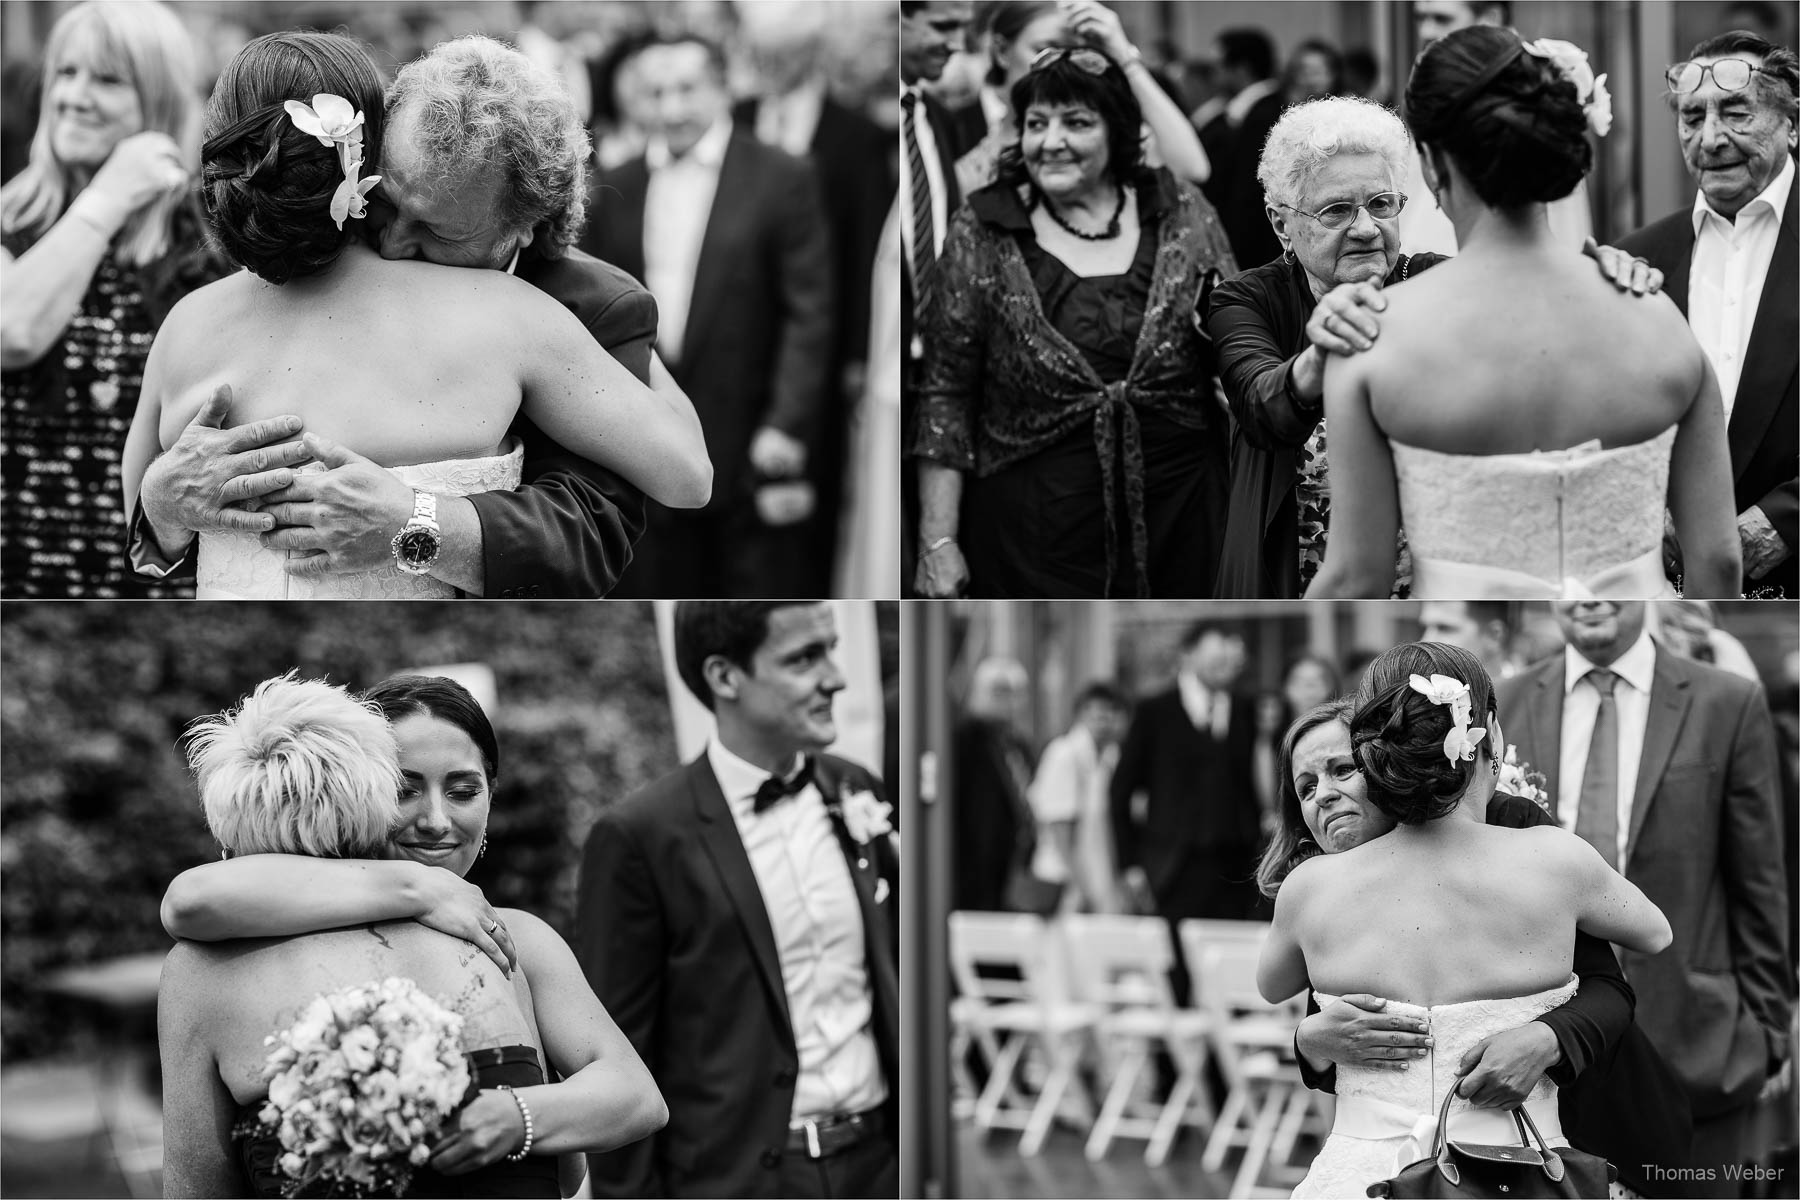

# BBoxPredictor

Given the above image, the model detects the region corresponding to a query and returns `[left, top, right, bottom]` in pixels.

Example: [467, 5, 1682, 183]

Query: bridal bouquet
[1496, 744, 1550, 811]
[243, 977, 470, 1197]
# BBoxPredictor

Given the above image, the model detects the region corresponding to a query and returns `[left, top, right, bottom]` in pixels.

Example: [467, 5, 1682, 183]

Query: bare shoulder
[493, 907, 563, 960]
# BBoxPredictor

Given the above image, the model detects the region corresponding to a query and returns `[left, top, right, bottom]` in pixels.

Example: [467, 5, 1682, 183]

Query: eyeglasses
[1666, 58, 1779, 94]
[1029, 46, 1113, 76]
[1277, 191, 1407, 230]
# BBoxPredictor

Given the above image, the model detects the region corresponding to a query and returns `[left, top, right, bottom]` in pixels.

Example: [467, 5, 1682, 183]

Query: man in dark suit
[1110, 621, 1261, 1000]
[585, 34, 833, 598]
[1618, 31, 1797, 597]
[1210, 29, 1285, 272]
[736, 13, 894, 593]
[1287, 705, 1692, 1197]
[577, 602, 898, 1199]
[950, 657, 1036, 913]
[1500, 600, 1792, 1196]
[900, 0, 973, 594]
[129, 35, 653, 598]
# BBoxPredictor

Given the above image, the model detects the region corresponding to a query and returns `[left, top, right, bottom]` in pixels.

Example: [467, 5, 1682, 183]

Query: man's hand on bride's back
[1296, 994, 1432, 1074]
[1453, 1022, 1562, 1110]
[411, 865, 517, 978]
[258, 433, 413, 576]
[141, 384, 312, 539]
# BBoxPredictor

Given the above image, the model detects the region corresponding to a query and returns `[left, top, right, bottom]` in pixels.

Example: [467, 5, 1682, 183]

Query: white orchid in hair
[1523, 39, 1613, 137]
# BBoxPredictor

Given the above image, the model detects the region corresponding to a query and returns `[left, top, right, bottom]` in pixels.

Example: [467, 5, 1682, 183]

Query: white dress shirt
[755, 78, 825, 158]
[707, 739, 887, 1123]
[1176, 672, 1231, 740]
[1557, 630, 1657, 869]
[644, 118, 732, 365]
[1688, 154, 1793, 416]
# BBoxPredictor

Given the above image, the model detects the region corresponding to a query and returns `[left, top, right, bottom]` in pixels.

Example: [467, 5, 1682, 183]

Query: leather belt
[786, 1107, 886, 1160]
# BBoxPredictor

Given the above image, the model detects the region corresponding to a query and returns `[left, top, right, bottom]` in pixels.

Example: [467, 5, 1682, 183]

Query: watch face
[395, 528, 440, 569]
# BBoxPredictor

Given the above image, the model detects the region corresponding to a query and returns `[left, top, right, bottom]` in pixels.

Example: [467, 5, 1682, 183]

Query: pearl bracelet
[919, 534, 957, 560]
[497, 1084, 535, 1161]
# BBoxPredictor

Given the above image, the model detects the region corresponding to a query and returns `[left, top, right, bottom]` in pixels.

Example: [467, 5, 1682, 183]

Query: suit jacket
[124, 247, 656, 597]
[1296, 793, 1691, 1196]
[950, 716, 1036, 913]
[1616, 176, 1798, 595]
[1108, 687, 1259, 901]
[584, 134, 834, 509]
[1499, 647, 1793, 1119]
[1215, 90, 1285, 273]
[1206, 252, 1448, 598]
[901, 89, 965, 394]
[575, 753, 898, 1198]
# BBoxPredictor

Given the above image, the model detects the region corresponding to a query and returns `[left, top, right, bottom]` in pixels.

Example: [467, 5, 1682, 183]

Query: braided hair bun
[200, 32, 385, 284]
[1348, 642, 1498, 825]
[1405, 25, 1592, 209]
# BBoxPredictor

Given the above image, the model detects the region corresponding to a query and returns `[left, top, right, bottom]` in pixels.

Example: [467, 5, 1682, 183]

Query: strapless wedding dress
[196, 444, 523, 599]
[1393, 428, 1676, 599]
[1292, 977, 1578, 1199]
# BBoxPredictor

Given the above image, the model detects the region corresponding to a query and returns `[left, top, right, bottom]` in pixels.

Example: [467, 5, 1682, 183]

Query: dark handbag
[1366, 1087, 1617, 1199]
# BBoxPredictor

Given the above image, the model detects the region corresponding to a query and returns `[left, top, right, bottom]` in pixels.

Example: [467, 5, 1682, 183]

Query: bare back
[172, 921, 541, 1106]
[1358, 248, 1702, 454]
[1291, 822, 1579, 1005]
[150, 246, 546, 467]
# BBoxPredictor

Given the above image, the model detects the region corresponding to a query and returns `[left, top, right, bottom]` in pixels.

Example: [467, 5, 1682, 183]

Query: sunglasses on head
[1029, 46, 1113, 76]
[1665, 58, 1779, 94]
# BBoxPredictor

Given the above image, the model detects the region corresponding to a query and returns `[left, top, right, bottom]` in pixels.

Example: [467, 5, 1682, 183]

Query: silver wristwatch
[390, 491, 442, 576]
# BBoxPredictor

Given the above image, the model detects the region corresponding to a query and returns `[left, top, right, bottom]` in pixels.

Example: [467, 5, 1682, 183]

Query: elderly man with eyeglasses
[1618, 31, 1799, 599]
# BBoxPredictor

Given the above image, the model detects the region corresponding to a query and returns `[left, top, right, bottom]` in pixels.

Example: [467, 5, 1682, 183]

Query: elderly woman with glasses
[1207, 96, 1665, 598]
[911, 46, 1236, 598]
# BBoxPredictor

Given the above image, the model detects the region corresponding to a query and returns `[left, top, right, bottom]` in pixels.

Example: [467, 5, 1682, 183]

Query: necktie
[753, 757, 815, 814]
[901, 90, 938, 330]
[1574, 669, 1619, 869]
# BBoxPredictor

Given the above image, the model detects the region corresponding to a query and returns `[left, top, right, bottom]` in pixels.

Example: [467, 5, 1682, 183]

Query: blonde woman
[2, 0, 225, 597]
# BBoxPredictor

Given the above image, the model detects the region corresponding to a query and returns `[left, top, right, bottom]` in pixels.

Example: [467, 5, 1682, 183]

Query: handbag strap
[1428, 1085, 1569, 1186]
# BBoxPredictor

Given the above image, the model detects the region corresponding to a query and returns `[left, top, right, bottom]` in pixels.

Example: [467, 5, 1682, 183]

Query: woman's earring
[478, 835, 488, 860]
[1491, 755, 1501, 777]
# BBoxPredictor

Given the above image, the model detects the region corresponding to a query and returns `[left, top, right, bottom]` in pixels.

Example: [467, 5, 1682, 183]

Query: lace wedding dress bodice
[196, 444, 523, 599]
[1291, 977, 1578, 1199]
[1393, 427, 1676, 599]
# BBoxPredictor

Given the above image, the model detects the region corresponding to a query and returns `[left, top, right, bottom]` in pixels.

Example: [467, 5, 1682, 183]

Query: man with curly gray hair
[132, 35, 665, 599]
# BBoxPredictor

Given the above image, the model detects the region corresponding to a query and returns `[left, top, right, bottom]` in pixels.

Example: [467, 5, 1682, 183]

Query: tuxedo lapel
[1625, 650, 1694, 868]
[682, 136, 754, 363]
[1727, 186, 1797, 477]
[1527, 663, 1567, 819]
[689, 761, 795, 1043]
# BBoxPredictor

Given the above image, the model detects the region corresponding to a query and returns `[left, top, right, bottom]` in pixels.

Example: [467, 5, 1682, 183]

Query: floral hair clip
[283, 94, 382, 230]
[1523, 39, 1613, 138]
[1408, 672, 1487, 764]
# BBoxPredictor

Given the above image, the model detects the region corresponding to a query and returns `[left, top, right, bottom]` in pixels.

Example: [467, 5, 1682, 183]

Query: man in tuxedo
[1618, 31, 1797, 597]
[130, 36, 655, 598]
[576, 602, 897, 1198]
[1210, 29, 1285, 272]
[737, 9, 893, 593]
[1499, 600, 1792, 1196]
[585, 34, 833, 598]
[1110, 621, 1261, 1000]
[900, 0, 972, 594]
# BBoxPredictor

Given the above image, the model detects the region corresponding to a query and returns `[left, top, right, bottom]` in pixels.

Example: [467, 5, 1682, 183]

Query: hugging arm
[430, 911, 667, 1175]
[1565, 834, 1672, 954]
[574, 816, 668, 1198]
[1307, 355, 1398, 597]
[160, 855, 516, 974]
[1258, 868, 1312, 1003]
[158, 948, 243, 1198]
[1667, 349, 1743, 597]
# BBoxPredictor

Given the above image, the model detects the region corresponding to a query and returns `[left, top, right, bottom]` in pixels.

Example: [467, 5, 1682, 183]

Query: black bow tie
[753, 758, 816, 813]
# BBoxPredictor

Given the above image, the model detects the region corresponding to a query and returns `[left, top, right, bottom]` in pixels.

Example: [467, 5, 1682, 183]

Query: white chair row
[948, 911, 1330, 1196]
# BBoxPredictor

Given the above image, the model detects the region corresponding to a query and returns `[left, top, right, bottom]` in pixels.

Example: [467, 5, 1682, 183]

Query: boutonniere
[832, 787, 893, 846]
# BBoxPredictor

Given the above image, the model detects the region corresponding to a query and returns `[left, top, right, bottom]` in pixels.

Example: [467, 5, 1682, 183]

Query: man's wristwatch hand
[392, 491, 443, 575]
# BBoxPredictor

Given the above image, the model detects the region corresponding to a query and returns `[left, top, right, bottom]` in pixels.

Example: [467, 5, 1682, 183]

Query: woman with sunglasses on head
[1207, 94, 1670, 599]
[911, 46, 1236, 598]
[1299, 26, 1742, 599]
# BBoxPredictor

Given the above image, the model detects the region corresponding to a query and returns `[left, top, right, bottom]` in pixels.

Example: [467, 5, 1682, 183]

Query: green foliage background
[0, 600, 897, 1063]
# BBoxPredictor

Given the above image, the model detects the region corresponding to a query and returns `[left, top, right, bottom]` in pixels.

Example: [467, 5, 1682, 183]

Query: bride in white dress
[1259, 641, 1671, 1197]
[122, 32, 711, 599]
[1309, 25, 1741, 599]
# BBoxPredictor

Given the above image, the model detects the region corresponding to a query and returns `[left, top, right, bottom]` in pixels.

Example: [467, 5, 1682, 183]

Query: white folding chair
[948, 910, 1100, 1155]
[1061, 913, 1216, 1166]
[1183, 926, 1322, 1199]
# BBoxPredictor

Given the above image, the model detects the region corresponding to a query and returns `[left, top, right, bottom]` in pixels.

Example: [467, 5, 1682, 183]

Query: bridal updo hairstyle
[185, 672, 401, 858]
[1405, 25, 1591, 209]
[1348, 642, 1497, 825]
[200, 31, 385, 284]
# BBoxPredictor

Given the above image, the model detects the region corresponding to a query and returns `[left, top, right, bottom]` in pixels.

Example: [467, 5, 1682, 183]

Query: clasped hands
[1296, 993, 1561, 1109]
[140, 384, 423, 577]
